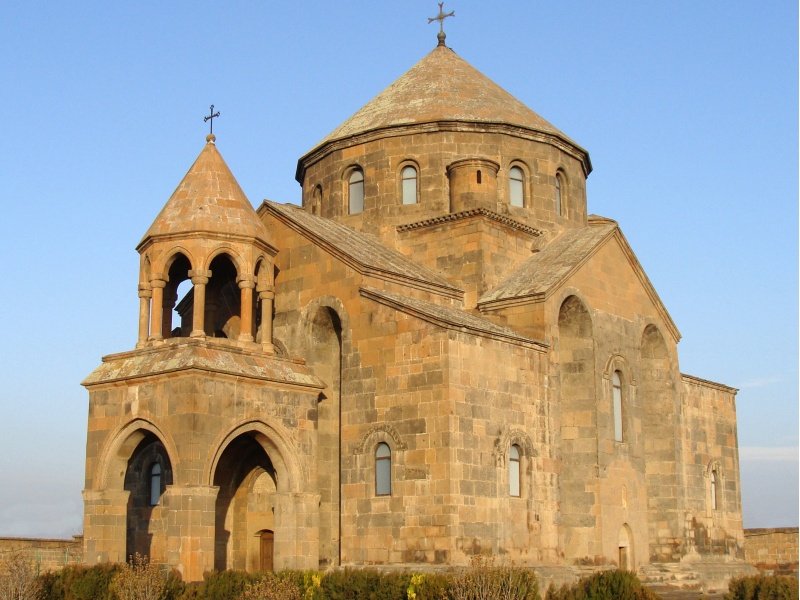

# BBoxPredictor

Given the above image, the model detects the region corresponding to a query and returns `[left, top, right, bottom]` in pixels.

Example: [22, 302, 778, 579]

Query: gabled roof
[479, 221, 617, 304]
[361, 287, 546, 351]
[260, 201, 462, 298]
[478, 217, 680, 342]
[140, 137, 269, 245]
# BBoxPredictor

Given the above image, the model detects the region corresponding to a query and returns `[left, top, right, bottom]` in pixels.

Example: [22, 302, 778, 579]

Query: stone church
[81, 33, 747, 583]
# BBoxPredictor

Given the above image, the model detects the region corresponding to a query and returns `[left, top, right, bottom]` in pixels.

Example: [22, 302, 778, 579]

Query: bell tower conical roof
[141, 136, 269, 246]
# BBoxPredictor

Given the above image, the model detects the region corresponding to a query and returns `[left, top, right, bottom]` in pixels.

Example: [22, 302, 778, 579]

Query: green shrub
[406, 572, 451, 600]
[239, 572, 303, 600]
[188, 570, 261, 600]
[450, 556, 539, 600]
[545, 570, 658, 600]
[319, 568, 395, 599]
[724, 575, 799, 600]
[38, 563, 122, 600]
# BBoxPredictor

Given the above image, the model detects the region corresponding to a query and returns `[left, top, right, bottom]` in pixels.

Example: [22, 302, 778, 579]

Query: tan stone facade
[82, 42, 751, 582]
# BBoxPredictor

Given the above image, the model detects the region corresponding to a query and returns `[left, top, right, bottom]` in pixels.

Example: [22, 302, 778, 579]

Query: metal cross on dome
[204, 104, 220, 135]
[428, 2, 455, 46]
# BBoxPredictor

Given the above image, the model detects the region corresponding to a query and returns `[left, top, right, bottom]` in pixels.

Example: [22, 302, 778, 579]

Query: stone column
[258, 288, 275, 352]
[82, 488, 130, 565]
[149, 279, 166, 341]
[188, 270, 211, 338]
[137, 284, 152, 348]
[161, 485, 218, 583]
[238, 275, 255, 342]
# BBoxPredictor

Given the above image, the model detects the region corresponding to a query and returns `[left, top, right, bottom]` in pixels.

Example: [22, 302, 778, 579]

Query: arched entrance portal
[123, 432, 173, 562]
[213, 433, 278, 571]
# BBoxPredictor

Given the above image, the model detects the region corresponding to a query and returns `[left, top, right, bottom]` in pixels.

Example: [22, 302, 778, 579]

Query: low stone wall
[0, 536, 83, 573]
[744, 528, 798, 576]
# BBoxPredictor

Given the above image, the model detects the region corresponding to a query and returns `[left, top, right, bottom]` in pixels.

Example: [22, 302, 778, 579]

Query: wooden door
[259, 530, 274, 572]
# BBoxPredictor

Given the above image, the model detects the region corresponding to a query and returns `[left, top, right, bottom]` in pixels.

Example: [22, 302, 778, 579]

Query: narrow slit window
[613, 371, 623, 442]
[710, 469, 718, 510]
[375, 442, 392, 496]
[149, 463, 162, 506]
[555, 172, 563, 216]
[401, 165, 418, 205]
[509, 444, 521, 497]
[349, 169, 364, 214]
[476, 169, 482, 184]
[509, 166, 524, 207]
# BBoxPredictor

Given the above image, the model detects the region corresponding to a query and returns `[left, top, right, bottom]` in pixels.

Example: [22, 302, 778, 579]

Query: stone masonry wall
[744, 528, 799, 576]
[681, 375, 744, 558]
[0, 537, 83, 573]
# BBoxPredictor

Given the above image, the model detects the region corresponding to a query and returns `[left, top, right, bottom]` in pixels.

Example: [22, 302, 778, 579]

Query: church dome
[298, 44, 590, 179]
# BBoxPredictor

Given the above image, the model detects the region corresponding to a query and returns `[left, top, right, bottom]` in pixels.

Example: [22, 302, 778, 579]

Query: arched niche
[306, 303, 343, 568]
[556, 295, 598, 554]
[640, 323, 682, 557]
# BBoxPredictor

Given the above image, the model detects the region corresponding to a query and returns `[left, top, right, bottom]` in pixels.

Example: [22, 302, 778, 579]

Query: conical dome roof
[316, 44, 573, 146]
[141, 137, 269, 244]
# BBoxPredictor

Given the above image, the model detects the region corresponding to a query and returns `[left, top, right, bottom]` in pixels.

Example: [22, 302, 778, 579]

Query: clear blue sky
[0, 1, 796, 537]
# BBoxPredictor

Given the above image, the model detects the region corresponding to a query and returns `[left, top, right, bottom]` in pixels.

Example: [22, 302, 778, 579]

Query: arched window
[311, 185, 322, 216]
[401, 165, 418, 205]
[348, 169, 364, 214]
[375, 442, 392, 496]
[612, 370, 623, 442]
[149, 462, 162, 506]
[710, 469, 718, 511]
[509, 444, 521, 497]
[509, 166, 524, 207]
[555, 171, 564, 216]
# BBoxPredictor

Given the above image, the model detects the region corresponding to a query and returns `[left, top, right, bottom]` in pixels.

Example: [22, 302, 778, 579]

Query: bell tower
[136, 133, 277, 351]
[82, 134, 323, 580]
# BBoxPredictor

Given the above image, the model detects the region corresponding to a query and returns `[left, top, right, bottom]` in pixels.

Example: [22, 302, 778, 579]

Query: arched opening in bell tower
[163, 253, 191, 339]
[206, 253, 240, 339]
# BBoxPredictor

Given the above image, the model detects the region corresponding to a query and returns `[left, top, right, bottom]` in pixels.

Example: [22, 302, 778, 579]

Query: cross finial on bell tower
[204, 104, 220, 142]
[428, 2, 455, 47]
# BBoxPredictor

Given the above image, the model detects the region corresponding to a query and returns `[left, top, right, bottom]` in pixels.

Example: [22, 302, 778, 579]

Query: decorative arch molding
[353, 424, 408, 455]
[205, 418, 305, 492]
[152, 246, 197, 281]
[202, 246, 248, 277]
[602, 354, 637, 386]
[705, 459, 724, 480]
[493, 427, 535, 465]
[96, 417, 179, 490]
